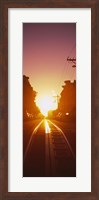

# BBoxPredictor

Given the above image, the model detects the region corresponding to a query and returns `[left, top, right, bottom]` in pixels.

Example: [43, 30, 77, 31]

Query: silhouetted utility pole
[67, 57, 76, 67]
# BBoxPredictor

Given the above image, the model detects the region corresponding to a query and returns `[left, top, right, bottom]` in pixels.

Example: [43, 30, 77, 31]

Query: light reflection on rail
[24, 120, 43, 160]
[44, 119, 51, 134]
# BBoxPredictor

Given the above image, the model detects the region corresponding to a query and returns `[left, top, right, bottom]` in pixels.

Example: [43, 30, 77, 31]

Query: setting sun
[23, 23, 76, 178]
[36, 95, 57, 116]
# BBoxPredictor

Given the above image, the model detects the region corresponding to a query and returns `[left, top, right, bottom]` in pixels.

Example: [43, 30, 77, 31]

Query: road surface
[23, 119, 76, 177]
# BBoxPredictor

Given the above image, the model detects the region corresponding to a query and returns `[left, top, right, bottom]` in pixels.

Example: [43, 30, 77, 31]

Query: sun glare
[36, 95, 57, 117]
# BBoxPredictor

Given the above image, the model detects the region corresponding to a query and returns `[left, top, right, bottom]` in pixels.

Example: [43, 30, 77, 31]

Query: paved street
[23, 119, 76, 177]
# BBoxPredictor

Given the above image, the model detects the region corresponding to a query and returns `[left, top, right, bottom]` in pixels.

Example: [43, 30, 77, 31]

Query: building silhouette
[58, 80, 76, 119]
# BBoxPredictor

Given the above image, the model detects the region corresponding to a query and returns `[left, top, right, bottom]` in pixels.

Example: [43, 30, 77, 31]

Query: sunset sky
[23, 23, 76, 112]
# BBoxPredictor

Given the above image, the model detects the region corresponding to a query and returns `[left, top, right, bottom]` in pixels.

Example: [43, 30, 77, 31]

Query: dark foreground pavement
[23, 118, 76, 177]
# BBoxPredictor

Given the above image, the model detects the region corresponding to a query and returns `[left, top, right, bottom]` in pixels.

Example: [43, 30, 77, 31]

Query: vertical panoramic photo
[23, 23, 76, 177]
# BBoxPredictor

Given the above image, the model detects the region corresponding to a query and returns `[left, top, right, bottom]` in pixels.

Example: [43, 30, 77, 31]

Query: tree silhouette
[23, 75, 39, 119]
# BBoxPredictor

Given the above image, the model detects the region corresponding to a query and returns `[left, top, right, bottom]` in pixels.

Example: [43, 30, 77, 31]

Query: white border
[8, 8, 91, 192]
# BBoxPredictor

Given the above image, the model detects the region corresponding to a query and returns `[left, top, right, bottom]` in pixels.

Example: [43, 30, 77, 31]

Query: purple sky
[23, 23, 76, 99]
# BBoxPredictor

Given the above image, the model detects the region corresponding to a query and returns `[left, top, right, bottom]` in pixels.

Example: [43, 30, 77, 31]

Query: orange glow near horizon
[36, 94, 57, 117]
[23, 24, 76, 97]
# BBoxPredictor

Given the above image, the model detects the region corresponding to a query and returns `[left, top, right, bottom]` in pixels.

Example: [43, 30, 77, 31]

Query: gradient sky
[23, 23, 76, 102]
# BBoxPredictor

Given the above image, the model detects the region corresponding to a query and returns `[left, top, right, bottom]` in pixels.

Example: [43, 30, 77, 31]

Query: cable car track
[23, 119, 76, 177]
[45, 119, 76, 177]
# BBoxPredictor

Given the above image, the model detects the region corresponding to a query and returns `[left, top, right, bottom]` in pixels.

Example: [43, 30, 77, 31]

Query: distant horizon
[23, 73, 76, 93]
